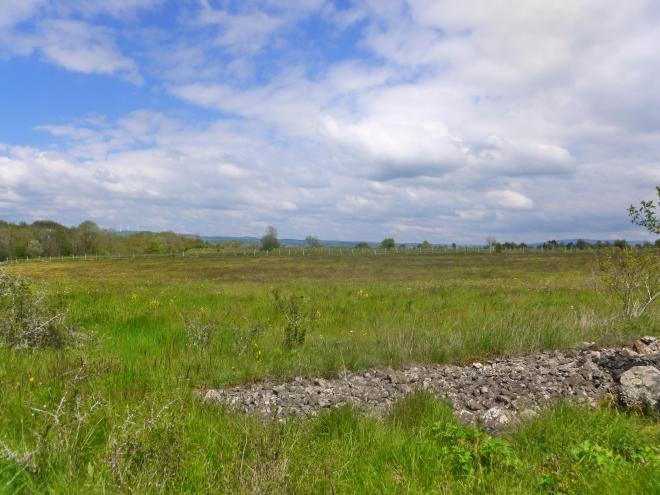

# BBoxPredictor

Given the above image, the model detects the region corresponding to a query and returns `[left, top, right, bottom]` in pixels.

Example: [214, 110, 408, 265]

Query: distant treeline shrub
[0, 219, 209, 259]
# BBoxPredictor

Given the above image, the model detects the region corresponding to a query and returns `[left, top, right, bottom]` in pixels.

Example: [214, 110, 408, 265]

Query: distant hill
[191, 235, 378, 248]
[194, 236, 653, 248]
[117, 231, 652, 248]
[529, 238, 650, 247]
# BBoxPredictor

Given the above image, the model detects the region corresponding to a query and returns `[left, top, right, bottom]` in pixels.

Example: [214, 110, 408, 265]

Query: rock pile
[204, 337, 660, 431]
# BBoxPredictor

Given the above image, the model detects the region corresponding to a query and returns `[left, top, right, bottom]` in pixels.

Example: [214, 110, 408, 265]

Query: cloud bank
[0, 0, 659, 242]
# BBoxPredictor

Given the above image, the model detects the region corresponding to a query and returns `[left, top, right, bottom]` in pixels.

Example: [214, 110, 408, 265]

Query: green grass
[0, 252, 658, 493]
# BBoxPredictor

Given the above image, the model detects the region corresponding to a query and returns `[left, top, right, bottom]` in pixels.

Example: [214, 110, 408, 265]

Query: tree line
[0, 220, 209, 259]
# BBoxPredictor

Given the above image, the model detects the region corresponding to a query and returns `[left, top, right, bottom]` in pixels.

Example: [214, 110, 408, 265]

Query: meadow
[1, 251, 658, 493]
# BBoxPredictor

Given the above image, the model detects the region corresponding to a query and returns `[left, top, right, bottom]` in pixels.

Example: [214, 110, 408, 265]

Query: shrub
[596, 248, 660, 318]
[380, 238, 395, 249]
[272, 289, 318, 349]
[0, 363, 104, 480]
[260, 226, 280, 251]
[231, 318, 264, 357]
[305, 235, 321, 248]
[180, 311, 216, 348]
[628, 186, 660, 234]
[0, 270, 83, 349]
[107, 399, 184, 491]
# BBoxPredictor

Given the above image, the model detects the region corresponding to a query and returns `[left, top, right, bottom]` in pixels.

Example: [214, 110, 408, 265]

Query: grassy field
[1, 252, 658, 493]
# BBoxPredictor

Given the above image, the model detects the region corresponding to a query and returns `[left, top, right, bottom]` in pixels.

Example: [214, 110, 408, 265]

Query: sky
[0, 0, 659, 243]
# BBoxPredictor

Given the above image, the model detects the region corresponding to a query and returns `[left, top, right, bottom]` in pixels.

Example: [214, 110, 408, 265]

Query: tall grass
[0, 252, 658, 493]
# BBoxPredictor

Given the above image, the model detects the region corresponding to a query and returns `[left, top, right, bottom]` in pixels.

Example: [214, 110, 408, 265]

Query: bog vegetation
[0, 247, 658, 493]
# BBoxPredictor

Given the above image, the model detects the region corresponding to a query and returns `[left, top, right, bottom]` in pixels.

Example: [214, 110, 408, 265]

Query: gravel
[204, 337, 660, 431]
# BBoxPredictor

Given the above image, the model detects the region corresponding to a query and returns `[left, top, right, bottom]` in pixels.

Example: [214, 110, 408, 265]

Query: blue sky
[1, 0, 659, 243]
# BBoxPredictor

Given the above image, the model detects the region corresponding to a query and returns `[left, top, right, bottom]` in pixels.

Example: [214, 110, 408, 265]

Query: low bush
[596, 248, 660, 318]
[0, 270, 84, 349]
[272, 289, 318, 349]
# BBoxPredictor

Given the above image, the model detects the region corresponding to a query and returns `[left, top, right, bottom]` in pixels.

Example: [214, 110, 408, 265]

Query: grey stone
[619, 366, 660, 410]
[482, 407, 510, 427]
[519, 409, 538, 421]
[202, 343, 659, 430]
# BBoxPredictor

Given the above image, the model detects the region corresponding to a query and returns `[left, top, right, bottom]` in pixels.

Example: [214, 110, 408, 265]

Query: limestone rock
[482, 407, 510, 428]
[619, 366, 660, 411]
[634, 336, 659, 354]
[202, 342, 659, 430]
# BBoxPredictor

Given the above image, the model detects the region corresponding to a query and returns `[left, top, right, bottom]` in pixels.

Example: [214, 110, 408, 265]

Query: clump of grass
[233, 321, 265, 363]
[107, 399, 184, 492]
[272, 289, 318, 350]
[1, 368, 658, 493]
[387, 390, 454, 429]
[0, 270, 85, 349]
[0, 363, 104, 485]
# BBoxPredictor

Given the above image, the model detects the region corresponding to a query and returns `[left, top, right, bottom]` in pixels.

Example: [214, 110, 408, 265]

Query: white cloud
[65, 0, 163, 18]
[469, 136, 574, 176]
[194, 0, 325, 54]
[0, 2, 144, 81]
[198, 6, 285, 55]
[0, 0, 45, 29]
[1, 1, 659, 242]
[487, 190, 534, 210]
[35, 19, 142, 82]
[217, 163, 247, 178]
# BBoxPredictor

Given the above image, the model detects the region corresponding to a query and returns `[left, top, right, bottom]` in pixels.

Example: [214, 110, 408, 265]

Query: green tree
[380, 238, 395, 249]
[420, 240, 431, 249]
[629, 186, 660, 234]
[613, 239, 629, 249]
[576, 239, 590, 250]
[146, 236, 167, 254]
[75, 221, 101, 254]
[305, 235, 321, 248]
[27, 239, 44, 257]
[355, 242, 370, 249]
[260, 226, 280, 251]
[0, 231, 10, 259]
